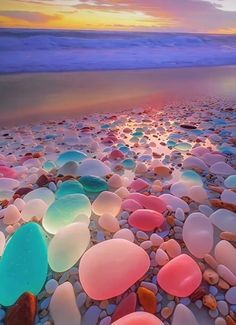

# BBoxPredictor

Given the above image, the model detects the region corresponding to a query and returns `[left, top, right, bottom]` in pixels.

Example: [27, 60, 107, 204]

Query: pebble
[45, 279, 58, 295]
[225, 287, 236, 304]
[83, 306, 101, 325]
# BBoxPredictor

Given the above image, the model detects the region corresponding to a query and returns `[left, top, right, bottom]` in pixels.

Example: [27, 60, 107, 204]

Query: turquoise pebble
[43, 160, 57, 172]
[56, 180, 85, 198]
[181, 170, 203, 186]
[132, 131, 144, 138]
[174, 142, 192, 152]
[79, 176, 108, 193]
[122, 159, 136, 170]
[0, 223, 48, 306]
[57, 150, 87, 167]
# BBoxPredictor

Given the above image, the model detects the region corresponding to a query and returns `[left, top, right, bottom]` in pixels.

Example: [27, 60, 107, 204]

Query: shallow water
[0, 65, 236, 126]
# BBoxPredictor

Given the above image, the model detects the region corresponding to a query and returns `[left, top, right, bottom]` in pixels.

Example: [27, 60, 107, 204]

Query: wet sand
[0, 65, 236, 125]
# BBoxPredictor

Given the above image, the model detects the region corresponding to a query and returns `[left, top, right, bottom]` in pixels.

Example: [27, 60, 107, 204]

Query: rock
[111, 311, 163, 325]
[161, 239, 181, 258]
[137, 287, 157, 314]
[14, 187, 32, 197]
[79, 239, 150, 300]
[225, 287, 236, 304]
[217, 265, 236, 286]
[128, 209, 164, 231]
[0, 223, 48, 306]
[50, 282, 81, 325]
[0, 166, 18, 179]
[36, 174, 50, 187]
[113, 229, 134, 242]
[203, 269, 219, 285]
[43, 193, 91, 234]
[157, 254, 202, 297]
[215, 240, 236, 275]
[180, 124, 197, 129]
[98, 214, 120, 233]
[172, 303, 199, 325]
[159, 194, 190, 212]
[108, 174, 123, 188]
[56, 150, 87, 167]
[45, 279, 58, 294]
[203, 294, 217, 310]
[154, 166, 172, 177]
[55, 180, 85, 198]
[210, 199, 236, 213]
[82, 305, 101, 325]
[130, 178, 149, 191]
[79, 176, 108, 193]
[92, 191, 122, 217]
[77, 159, 111, 177]
[111, 292, 137, 323]
[209, 162, 235, 176]
[155, 248, 169, 266]
[183, 212, 214, 258]
[23, 187, 55, 206]
[128, 193, 167, 213]
[210, 209, 236, 232]
[6, 292, 37, 325]
[57, 161, 80, 177]
[150, 233, 164, 246]
[48, 222, 90, 272]
[170, 182, 190, 198]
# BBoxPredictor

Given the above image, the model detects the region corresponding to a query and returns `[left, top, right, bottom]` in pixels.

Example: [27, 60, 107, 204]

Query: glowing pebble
[157, 254, 202, 297]
[172, 304, 199, 325]
[56, 180, 85, 199]
[79, 176, 108, 193]
[159, 194, 190, 212]
[128, 209, 164, 231]
[79, 239, 150, 300]
[113, 229, 135, 242]
[23, 187, 55, 206]
[209, 209, 236, 232]
[189, 186, 208, 203]
[57, 150, 87, 167]
[98, 213, 120, 233]
[170, 182, 190, 198]
[183, 212, 213, 258]
[43, 194, 91, 234]
[3, 204, 21, 224]
[77, 158, 111, 177]
[122, 199, 143, 212]
[112, 312, 163, 325]
[48, 222, 90, 272]
[215, 240, 236, 275]
[21, 199, 48, 221]
[50, 282, 81, 325]
[92, 191, 121, 217]
[182, 157, 208, 171]
[128, 193, 167, 213]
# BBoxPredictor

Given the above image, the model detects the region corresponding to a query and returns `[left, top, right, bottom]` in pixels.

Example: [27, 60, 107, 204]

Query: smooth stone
[77, 159, 111, 177]
[215, 240, 236, 275]
[183, 212, 214, 258]
[128, 209, 164, 231]
[217, 265, 236, 286]
[224, 175, 236, 189]
[113, 229, 135, 242]
[174, 142, 192, 152]
[23, 187, 55, 206]
[128, 193, 167, 213]
[122, 159, 136, 170]
[150, 233, 164, 246]
[13, 198, 26, 211]
[162, 239, 181, 258]
[0, 166, 18, 178]
[155, 248, 169, 266]
[0, 223, 48, 306]
[43, 194, 91, 234]
[217, 300, 228, 316]
[112, 312, 163, 325]
[21, 199, 48, 221]
[98, 214, 120, 233]
[183, 156, 208, 171]
[48, 222, 90, 272]
[215, 317, 227, 325]
[3, 204, 21, 224]
[0, 231, 5, 256]
[191, 146, 209, 157]
[92, 191, 122, 217]
[57, 150, 87, 167]
[202, 153, 225, 166]
[189, 186, 208, 203]
[172, 304, 199, 325]
[180, 170, 203, 186]
[175, 208, 185, 221]
[122, 199, 143, 212]
[209, 209, 236, 232]
[158, 254, 202, 297]
[56, 180, 85, 199]
[137, 287, 157, 314]
[159, 194, 190, 212]
[210, 162, 235, 176]
[225, 287, 236, 304]
[130, 178, 149, 191]
[79, 176, 108, 193]
[170, 182, 190, 198]
[57, 161, 80, 177]
[108, 174, 123, 188]
[111, 292, 137, 323]
[221, 190, 236, 205]
[50, 282, 81, 325]
[82, 306, 101, 325]
[0, 178, 19, 190]
[79, 239, 150, 300]
[6, 292, 37, 325]
[45, 279, 58, 294]
[76, 292, 87, 308]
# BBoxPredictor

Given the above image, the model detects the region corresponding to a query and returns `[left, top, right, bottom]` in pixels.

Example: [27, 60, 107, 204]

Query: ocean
[1, 28, 236, 73]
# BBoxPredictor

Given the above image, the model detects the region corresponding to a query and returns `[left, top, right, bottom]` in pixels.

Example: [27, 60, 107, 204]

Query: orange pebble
[137, 287, 157, 314]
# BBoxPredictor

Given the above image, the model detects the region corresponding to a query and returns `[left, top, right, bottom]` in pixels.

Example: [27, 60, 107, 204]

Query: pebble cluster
[0, 97, 235, 325]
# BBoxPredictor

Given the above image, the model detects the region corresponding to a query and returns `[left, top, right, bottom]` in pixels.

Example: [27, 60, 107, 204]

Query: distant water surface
[0, 66, 236, 125]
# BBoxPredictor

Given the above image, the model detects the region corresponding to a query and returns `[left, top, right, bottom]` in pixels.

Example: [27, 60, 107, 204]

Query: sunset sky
[0, 0, 236, 33]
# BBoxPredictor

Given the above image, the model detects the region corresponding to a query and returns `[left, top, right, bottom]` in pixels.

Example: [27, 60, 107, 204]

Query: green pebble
[56, 180, 85, 199]
[79, 176, 108, 193]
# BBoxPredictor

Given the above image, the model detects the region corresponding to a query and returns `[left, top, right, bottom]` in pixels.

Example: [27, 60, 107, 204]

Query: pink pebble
[128, 193, 167, 213]
[0, 166, 18, 179]
[130, 178, 149, 191]
[79, 239, 150, 300]
[128, 209, 164, 231]
[122, 199, 143, 212]
[111, 292, 137, 323]
[98, 214, 120, 233]
[109, 150, 125, 160]
[113, 229, 135, 242]
[112, 312, 163, 325]
[158, 254, 202, 297]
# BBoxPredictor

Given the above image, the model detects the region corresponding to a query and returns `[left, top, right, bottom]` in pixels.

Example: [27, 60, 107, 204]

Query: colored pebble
[225, 287, 236, 304]
[77, 158, 111, 177]
[111, 292, 137, 323]
[112, 312, 164, 325]
[128, 209, 164, 231]
[215, 240, 236, 275]
[99, 213, 120, 233]
[57, 150, 87, 167]
[92, 191, 122, 217]
[55, 180, 85, 198]
[113, 228, 135, 242]
[172, 304, 199, 325]
[79, 175, 108, 193]
[79, 239, 150, 300]
[210, 209, 236, 232]
[0, 223, 48, 306]
[137, 287, 157, 314]
[23, 187, 55, 206]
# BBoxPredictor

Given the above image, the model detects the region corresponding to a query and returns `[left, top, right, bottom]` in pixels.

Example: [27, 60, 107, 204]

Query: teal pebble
[0, 223, 48, 306]
[122, 159, 136, 170]
[79, 176, 108, 193]
[56, 180, 85, 198]
[57, 150, 87, 167]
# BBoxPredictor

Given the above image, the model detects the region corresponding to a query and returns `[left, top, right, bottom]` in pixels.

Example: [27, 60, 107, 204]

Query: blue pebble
[209, 286, 218, 296]
[231, 305, 236, 313]
[180, 297, 191, 306]
[106, 304, 116, 315]
[0, 310, 5, 321]
[215, 294, 225, 301]
[40, 297, 51, 310]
